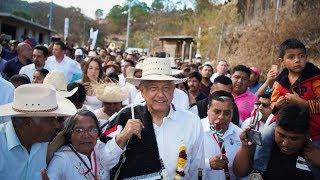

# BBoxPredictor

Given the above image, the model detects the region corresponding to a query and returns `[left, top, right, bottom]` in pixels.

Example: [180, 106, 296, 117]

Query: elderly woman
[47, 110, 127, 180]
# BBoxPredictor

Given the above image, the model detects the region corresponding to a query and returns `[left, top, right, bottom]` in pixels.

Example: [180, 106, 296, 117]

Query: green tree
[95, 9, 104, 20]
[151, 0, 164, 12]
[107, 5, 126, 33]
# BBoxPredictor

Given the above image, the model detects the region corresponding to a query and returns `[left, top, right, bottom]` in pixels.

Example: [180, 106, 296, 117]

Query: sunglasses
[255, 102, 270, 108]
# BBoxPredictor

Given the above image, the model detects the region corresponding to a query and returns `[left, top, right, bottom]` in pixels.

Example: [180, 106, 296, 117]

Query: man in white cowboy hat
[0, 84, 77, 180]
[94, 82, 129, 128]
[133, 61, 190, 109]
[43, 70, 78, 97]
[103, 57, 205, 179]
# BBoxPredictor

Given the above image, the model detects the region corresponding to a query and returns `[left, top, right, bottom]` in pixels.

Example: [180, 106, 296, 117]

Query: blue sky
[25, 0, 195, 18]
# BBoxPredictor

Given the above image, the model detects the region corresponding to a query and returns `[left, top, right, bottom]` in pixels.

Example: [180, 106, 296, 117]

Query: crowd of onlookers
[0, 37, 320, 180]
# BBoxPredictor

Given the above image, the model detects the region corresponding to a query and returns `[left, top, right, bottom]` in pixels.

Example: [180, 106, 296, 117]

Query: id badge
[296, 156, 311, 172]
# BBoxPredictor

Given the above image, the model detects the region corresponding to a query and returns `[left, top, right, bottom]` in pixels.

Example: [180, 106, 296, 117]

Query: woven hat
[126, 57, 187, 86]
[94, 82, 129, 103]
[43, 70, 78, 97]
[0, 84, 76, 117]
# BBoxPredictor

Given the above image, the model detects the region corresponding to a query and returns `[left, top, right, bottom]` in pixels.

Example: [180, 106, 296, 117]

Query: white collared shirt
[19, 63, 51, 81]
[133, 88, 189, 110]
[0, 77, 14, 124]
[201, 118, 242, 180]
[122, 83, 138, 106]
[151, 106, 205, 179]
[84, 95, 102, 111]
[47, 138, 125, 180]
[46, 55, 82, 83]
[0, 121, 49, 180]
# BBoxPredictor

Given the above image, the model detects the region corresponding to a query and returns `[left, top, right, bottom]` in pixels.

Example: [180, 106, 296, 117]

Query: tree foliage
[12, 9, 32, 20]
[151, 0, 164, 12]
[95, 9, 104, 20]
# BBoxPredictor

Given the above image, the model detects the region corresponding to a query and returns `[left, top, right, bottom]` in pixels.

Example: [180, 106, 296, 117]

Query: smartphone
[271, 65, 278, 73]
[247, 129, 262, 146]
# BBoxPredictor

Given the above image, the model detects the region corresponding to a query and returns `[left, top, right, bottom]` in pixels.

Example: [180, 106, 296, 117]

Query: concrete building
[159, 36, 196, 61]
[0, 13, 53, 44]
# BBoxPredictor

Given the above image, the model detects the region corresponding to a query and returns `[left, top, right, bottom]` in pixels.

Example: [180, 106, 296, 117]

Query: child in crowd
[250, 39, 320, 178]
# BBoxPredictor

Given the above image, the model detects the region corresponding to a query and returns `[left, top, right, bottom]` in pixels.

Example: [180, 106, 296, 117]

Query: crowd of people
[0, 37, 319, 180]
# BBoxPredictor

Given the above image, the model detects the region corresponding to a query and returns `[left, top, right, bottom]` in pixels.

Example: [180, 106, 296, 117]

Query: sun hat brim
[0, 96, 77, 117]
[126, 74, 187, 86]
[56, 87, 78, 98]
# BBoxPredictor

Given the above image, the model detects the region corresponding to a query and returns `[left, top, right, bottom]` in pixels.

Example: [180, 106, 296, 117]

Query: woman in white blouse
[82, 57, 104, 110]
[47, 110, 125, 180]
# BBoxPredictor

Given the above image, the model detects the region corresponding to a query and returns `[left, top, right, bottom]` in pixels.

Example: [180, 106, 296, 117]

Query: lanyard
[212, 134, 226, 158]
[211, 132, 230, 180]
[68, 144, 97, 179]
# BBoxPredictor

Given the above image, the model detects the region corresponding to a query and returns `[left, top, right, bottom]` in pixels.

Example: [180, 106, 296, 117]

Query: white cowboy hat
[94, 82, 129, 103]
[43, 70, 78, 97]
[171, 68, 182, 75]
[0, 84, 77, 117]
[135, 62, 143, 70]
[126, 57, 187, 86]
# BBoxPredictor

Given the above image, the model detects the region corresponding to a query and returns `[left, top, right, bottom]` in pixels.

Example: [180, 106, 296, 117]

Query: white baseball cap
[75, 49, 83, 56]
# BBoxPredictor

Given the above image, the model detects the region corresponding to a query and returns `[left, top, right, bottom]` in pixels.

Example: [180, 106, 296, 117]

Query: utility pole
[48, 0, 53, 29]
[270, 0, 281, 65]
[216, 24, 224, 61]
[125, 1, 132, 49]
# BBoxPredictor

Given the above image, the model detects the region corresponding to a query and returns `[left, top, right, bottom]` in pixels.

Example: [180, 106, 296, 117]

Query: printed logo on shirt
[296, 156, 311, 172]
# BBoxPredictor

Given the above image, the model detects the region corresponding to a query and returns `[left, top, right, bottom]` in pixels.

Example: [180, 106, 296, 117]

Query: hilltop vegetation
[1, 0, 319, 71]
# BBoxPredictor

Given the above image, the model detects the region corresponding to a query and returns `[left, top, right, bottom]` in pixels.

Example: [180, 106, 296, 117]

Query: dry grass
[219, 3, 320, 76]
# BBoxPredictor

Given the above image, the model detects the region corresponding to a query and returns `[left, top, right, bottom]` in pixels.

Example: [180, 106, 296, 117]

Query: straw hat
[126, 57, 187, 86]
[0, 84, 77, 117]
[43, 70, 78, 97]
[94, 82, 129, 103]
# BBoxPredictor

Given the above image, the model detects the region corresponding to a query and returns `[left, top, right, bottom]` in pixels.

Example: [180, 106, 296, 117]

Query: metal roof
[0, 13, 54, 32]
